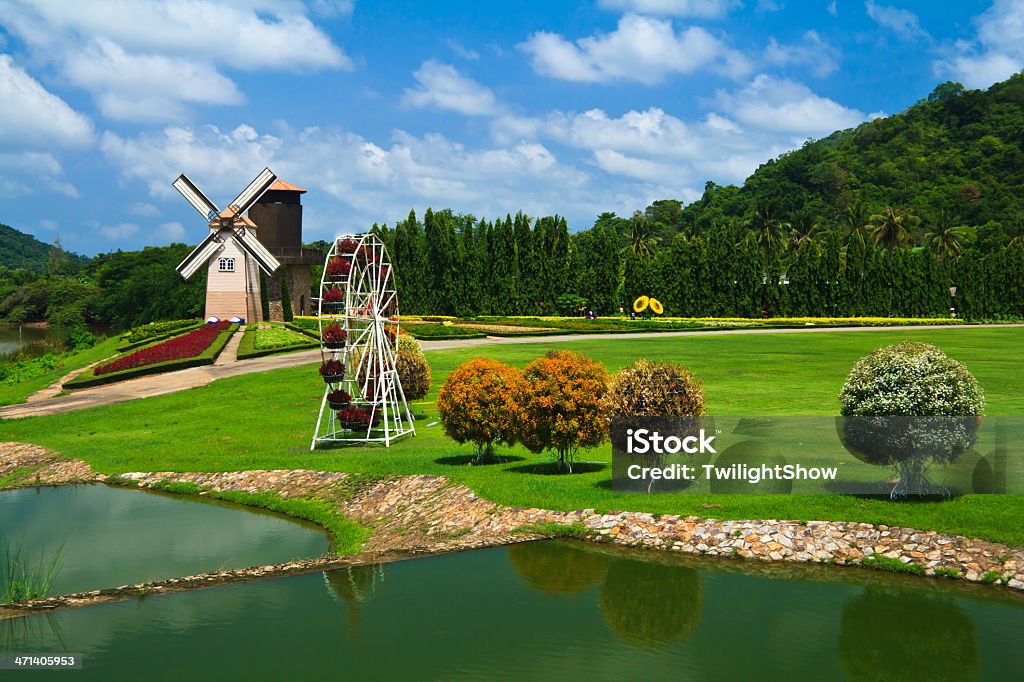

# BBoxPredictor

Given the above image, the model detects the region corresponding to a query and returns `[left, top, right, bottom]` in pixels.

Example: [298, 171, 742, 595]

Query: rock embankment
[2, 441, 1023, 614]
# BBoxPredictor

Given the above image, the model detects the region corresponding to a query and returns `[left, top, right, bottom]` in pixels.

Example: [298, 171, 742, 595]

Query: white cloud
[98, 222, 140, 240]
[445, 39, 480, 61]
[0, 151, 79, 198]
[716, 74, 866, 135]
[934, 0, 1024, 88]
[764, 30, 839, 77]
[519, 13, 750, 84]
[828, 0, 837, 16]
[0, 0, 349, 122]
[597, 0, 742, 18]
[490, 74, 868, 193]
[402, 61, 501, 116]
[0, 55, 93, 149]
[99, 123, 610, 237]
[157, 221, 186, 242]
[63, 39, 245, 122]
[128, 202, 160, 217]
[865, 1, 929, 41]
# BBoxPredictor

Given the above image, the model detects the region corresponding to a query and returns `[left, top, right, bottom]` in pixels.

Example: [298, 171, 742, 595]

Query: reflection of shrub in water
[506, 542, 609, 594]
[323, 564, 384, 637]
[599, 559, 702, 649]
[838, 589, 979, 682]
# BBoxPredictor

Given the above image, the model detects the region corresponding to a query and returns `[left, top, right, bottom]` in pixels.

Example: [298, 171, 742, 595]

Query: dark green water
[0, 485, 329, 595]
[3, 540, 1022, 681]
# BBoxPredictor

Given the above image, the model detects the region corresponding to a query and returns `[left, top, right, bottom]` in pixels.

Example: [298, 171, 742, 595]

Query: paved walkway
[1, 323, 1020, 420]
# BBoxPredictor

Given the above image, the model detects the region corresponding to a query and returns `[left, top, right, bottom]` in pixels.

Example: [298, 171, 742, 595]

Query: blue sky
[0, 0, 1021, 255]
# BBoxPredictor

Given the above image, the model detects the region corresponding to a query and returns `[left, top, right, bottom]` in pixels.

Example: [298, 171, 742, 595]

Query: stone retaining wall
[2, 441, 1023, 616]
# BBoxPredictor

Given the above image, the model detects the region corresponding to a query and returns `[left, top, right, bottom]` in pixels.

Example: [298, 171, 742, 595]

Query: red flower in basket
[323, 323, 346, 348]
[326, 257, 351, 278]
[319, 359, 345, 383]
[338, 238, 359, 254]
[323, 288, 344, 303]
[327, 389, 351, 409]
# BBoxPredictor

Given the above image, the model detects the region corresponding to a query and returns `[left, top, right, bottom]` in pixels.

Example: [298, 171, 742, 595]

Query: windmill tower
[173, 168, 282, 323]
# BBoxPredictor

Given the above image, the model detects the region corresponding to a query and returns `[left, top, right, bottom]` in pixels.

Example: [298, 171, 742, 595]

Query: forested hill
[0, 223, 86, 272]
[643, 74, 1024, 244]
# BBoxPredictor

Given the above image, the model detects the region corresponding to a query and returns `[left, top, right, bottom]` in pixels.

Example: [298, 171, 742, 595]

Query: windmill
[174, 167, 282, 323]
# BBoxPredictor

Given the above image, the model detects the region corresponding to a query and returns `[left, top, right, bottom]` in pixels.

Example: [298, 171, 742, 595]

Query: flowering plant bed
[65, 324, 237, 389]
[117, 319, 202, 352]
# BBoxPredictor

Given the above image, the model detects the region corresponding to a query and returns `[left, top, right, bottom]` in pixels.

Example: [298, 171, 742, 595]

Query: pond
[3, 539, 1021, 680]
[0, 324, 112, 356]
[0, 484, 330, 595]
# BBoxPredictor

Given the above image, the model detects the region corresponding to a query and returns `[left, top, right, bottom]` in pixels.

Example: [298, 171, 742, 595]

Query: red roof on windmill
[267, 179, 307, 193]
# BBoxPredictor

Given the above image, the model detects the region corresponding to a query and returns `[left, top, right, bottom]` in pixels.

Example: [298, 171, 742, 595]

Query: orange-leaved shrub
[436, 357, 526, 462]
[518, 350, 609, 472]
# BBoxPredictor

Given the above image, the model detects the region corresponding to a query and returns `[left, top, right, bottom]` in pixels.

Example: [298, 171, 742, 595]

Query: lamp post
[949, 285, 957, 318]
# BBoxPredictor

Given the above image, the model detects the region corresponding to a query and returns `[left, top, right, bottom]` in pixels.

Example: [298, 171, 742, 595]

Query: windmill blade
[234, 227, 281, 274]
[172, 174, 220, 221]
[176, 231, 222, 279]
[229, 167, 276, 214]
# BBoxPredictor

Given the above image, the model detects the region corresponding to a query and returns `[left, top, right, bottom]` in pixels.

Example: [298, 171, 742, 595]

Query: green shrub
[838, 342, 985, 497]
[395, 335, 431, 401]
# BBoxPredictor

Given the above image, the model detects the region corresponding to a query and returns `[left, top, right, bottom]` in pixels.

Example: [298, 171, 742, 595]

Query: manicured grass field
[3, 327, 1024, 545]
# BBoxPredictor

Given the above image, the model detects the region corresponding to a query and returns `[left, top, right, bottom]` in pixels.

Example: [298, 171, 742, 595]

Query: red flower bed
[95, 322, 230, 376]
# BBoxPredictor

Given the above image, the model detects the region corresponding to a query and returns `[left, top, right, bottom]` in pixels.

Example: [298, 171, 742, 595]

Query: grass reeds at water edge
[1, 538, 65, 604]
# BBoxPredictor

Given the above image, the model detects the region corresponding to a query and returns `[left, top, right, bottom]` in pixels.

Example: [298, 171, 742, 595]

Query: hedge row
[116, 322, 203, 353]
[65, 325, 238, 389]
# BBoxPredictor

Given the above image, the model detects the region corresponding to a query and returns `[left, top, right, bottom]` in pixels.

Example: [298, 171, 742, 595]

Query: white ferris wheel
[310, 233, 415, 448]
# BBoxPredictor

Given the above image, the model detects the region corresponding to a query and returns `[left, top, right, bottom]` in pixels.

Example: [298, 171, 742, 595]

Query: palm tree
[841, 199, 872, 247]
[624, 211, 661, 260]
[789, 210, 821, 251]
[869, 206, 920, 250]
[924, 210, 968, 263]
[746, 200, 790, 268]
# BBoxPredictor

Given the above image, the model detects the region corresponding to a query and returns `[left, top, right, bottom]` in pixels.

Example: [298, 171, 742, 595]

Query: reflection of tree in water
[838, 590, 979, 682]
[599, 559, 702, 649]
[506, 541, 610, 594]
[323, 564, 384, 638]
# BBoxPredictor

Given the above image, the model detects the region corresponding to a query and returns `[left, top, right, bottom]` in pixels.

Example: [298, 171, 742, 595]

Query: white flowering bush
[838, 342, 985, 496]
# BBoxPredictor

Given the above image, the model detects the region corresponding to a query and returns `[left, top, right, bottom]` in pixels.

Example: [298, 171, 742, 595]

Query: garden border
[63, 324, 238, 389]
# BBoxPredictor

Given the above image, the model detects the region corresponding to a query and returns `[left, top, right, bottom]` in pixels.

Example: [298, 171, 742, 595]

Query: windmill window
[218, 258, 235, 272]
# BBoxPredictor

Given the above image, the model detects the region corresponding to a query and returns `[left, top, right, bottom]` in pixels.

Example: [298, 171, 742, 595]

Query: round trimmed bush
[839, 342, 984, 418]
[838, 342, 985, 496]
[395, 335, 431, 402]
[518, 350, 609, 473]
[603, 359, 705, 418]
[437, 357, 526, 462]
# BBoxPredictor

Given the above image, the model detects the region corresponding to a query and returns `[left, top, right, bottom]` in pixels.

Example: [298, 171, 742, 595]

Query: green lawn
[3, 327, 1024, 546]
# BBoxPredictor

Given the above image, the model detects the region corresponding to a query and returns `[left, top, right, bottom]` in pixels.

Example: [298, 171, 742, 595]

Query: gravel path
[1, 323, 1020, 419]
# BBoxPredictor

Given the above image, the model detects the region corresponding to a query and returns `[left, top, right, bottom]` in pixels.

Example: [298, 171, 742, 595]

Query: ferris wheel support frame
[310, 233, 416, 449]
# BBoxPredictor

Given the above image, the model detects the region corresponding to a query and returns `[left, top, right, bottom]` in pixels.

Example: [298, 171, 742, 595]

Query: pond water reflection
[3, 539, 1021, 680]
